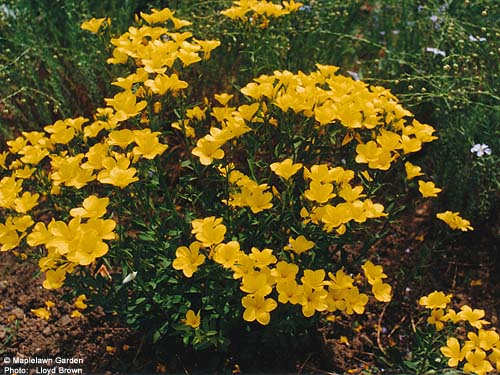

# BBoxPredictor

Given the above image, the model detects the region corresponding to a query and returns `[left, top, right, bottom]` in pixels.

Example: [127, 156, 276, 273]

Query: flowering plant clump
[0, 3, 475, 357]
[419, 291, 499, 375]
[221, 0, 304, 24]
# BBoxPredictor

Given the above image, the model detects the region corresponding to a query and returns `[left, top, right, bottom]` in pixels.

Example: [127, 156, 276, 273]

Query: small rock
[57, 315, 71, 326]
[42, 326, 51, 335]
[11, 307, 25, 320]
[0, 280, 8, 291]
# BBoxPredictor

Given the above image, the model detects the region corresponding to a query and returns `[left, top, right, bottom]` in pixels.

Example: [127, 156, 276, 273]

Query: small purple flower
[430, 15, 439, 23]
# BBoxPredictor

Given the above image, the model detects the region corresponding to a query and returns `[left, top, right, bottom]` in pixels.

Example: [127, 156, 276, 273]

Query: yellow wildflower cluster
[0, 8, 219, 289]
[225, 168, 274, 213]
[221, 0, 303, 23]
[191, 65, 472, 233]
[420, 291, 498, 374]
[28, 195, 116, 289]
[301, 164, 386, 234]
[173, 216, 392, 325]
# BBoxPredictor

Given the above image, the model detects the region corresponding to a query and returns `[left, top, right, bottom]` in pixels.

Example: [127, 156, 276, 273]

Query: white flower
[470, 143, 492, 157]
[425, 47, 446, 57]
[346, 71, 360, 81]
[122, 271, 138, 284]
[468, 35, 486, 42]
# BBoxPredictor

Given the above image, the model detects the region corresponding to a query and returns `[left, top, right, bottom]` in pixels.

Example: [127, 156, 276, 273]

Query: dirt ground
[1, 203, 499, 374]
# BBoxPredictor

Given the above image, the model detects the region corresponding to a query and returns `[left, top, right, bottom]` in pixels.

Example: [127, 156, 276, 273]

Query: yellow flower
[372, 279, 392, 302]
[193, 38, 221, 60]
[140, 8, 173, 24]
[97, 156, 138, 188]
[241, 295, 277, 325]
[104, 91, 147, 122]
[107, 129, 135, 149]
[31, 307, 51, 320]
[240, 183, 273, 213]
[81, 17, 109, 33]
[401, 135, 422, 154]
[42, 268, 67, 289]
[70, 310, 83, 318]
[213, 241, 242, 268]
[74, 294, 88, 310]
[132, 129, 168, 160]
[270, 159, 303, 180]
[419, 291, 452, 309]
[300, 286, 328, 317]
[221, 6, 250, 20]
[191, 217, 226, 247]
[304, 181, 335, 203]
[328, 269, 355, 290]
[271, 261, 299, 284]
[442, 308, 460, 324]
[418, 180, 442, 197]
[440, 337, 473, 367]
[355, 141, 382, 164]
[14, 166, 35, 179]
[183, 309, 201, 329]
[12, 215, 34, 233]
[186, 106, 207, 120]
[65, 226, 110, 266]
[192, 137, 225, 165]
[404, 162, 424, 180]
[361, 260, 387, 285]
[458, 305, 489, 329]
[172, 242, 206, 277]
[463, 349, 494, 375]
[144, 73, 188, 95]
[13, 191, 39, 213]
[70, 195, 109, 219]
[437, 211, 473, 231]
[284, 235, 315, 255]
[18, 145, 49, 165]
[105, 346, 116, 354]
[427, 308, 446, 330]
[240, 273, 273, 297]
[341, 287, 369, 315]
[214, 93, 234, 106]
[338, 184, 365, 202]
[248, 247, 277, 267]
[301, 269, 326, 291]
[0, 151, 8, 169]
[177, 48, 202, 67]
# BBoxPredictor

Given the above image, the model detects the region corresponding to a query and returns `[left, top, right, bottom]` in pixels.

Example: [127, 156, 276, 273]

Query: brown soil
[0, 253, 134, 374]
